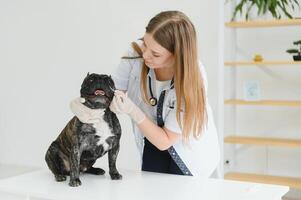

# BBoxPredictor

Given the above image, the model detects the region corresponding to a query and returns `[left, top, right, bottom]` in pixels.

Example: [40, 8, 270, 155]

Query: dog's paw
[69, 178, 82, 187]
[86, 167, 105, 175]
[55, 175, 66, 182]
[93, 168, 105, 175]
[110, 173, 122, 180]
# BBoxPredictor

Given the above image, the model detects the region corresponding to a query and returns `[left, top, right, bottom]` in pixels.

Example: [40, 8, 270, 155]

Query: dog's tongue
[94, 89, 105, 96]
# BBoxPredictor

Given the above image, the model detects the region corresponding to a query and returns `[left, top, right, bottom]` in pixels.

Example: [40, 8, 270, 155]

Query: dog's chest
[92, 120, 113, 150]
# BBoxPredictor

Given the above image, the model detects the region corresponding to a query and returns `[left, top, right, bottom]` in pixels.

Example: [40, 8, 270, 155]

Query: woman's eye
[153, 54, 160, 58]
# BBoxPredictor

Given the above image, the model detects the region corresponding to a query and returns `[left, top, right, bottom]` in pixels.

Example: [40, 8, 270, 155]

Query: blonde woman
[70, 11, 220, 177]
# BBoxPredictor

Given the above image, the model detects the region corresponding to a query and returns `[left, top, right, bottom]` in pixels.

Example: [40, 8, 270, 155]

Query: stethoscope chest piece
[148, 73, 174, 107]
[149, 97, 157, 106]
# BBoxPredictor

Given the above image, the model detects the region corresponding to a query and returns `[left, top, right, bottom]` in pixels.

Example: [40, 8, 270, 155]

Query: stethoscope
[148, 76, 174, 106]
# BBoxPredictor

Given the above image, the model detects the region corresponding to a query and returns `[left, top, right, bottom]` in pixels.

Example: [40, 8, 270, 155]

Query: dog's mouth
[84, 89, 108, 99]
[94, 89, 106, 96]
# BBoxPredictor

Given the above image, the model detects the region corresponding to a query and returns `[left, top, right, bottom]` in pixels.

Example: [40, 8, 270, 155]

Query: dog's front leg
[108, 141, 122, 180]
[69, 145, 81, 187]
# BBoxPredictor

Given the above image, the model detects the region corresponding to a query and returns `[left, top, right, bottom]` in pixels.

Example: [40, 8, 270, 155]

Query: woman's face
[141, 33, 174, 69]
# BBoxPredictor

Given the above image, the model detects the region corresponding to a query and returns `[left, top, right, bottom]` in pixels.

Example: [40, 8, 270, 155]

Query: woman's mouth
[145, 61, 152, 66]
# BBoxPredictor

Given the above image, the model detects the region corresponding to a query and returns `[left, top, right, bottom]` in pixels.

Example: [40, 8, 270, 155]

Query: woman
[70, 10, 220, 177]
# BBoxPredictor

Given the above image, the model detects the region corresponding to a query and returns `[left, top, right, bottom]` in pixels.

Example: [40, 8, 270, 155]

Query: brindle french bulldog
[45, 73, 122, 187]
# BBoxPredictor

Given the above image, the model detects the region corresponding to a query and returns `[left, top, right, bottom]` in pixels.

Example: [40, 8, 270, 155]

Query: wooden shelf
[225, 61, 301, 66]
[224, 172, 301, 189]
[225, 99, 301, 107]
[225, 19, 301, 28]
[224, 135, 301, 148]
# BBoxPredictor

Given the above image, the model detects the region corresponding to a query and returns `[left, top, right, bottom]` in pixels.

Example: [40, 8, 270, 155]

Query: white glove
[69, 97, 104, 124]
[111, 90, 145, 124]
[109, 95, 123, 114]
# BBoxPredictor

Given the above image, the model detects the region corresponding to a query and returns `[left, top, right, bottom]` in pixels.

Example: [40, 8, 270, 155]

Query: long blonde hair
[125, 11, 207, 141]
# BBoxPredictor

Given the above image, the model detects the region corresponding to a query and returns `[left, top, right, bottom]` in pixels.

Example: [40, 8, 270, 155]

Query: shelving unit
[224, 136, 301, 148]
[224, 99, 301, 107]
[225, 61, 301, 66]
[225, 172, 301, 189]
[224, 18, 301, 189]
[225, 19, 301, 28]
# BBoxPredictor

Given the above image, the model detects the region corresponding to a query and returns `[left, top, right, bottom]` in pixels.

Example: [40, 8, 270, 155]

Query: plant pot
[293, 55, 301, 61]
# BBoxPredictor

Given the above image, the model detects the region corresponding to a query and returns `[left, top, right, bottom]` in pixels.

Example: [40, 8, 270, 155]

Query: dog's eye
[89, 79, 93, 82]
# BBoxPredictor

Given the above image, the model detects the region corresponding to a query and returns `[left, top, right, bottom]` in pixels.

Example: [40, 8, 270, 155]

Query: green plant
[286, 40, 301, 56]
[230, 0, 300, 21]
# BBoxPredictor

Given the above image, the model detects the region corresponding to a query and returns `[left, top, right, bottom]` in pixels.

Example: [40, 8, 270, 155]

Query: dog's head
[80, 73, 116, 109]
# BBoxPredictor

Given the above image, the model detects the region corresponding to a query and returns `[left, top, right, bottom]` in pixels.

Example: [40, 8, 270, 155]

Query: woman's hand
[69, 97, 104, 124]
[109, 90, 145, 124]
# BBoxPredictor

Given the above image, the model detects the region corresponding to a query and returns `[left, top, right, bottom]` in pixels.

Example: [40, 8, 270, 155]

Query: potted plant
[230, 0, 300, 21]
[286, 40, 301, 61]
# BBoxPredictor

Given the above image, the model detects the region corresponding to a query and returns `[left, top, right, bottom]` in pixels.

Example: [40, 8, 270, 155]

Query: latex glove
[109, 95, 123, 114]
[113, 90, 145, 124]
[69, 97, 104, 124]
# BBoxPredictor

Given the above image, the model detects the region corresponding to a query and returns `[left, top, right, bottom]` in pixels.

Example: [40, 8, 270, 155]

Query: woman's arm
[137, 117, 181, 151]
[112, 46, 140, 92]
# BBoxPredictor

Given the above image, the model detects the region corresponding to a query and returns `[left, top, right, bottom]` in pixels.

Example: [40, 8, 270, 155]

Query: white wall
[0, 0, 222, 171]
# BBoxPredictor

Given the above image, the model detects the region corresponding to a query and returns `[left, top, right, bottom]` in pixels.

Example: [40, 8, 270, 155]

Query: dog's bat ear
[86, 72, 90, 77]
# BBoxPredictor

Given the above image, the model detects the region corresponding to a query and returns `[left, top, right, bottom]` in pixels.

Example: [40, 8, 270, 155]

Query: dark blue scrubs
[142, 138, 184, 175]
[142, 77, 185, 175]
